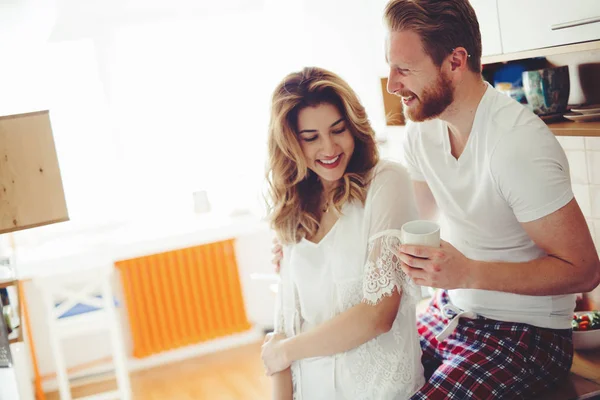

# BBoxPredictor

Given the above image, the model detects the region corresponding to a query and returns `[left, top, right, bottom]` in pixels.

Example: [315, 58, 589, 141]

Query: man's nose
[387, 71, 404, 95]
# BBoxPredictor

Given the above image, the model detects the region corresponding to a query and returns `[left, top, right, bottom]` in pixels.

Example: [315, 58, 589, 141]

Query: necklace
[321, 201, 329, 214]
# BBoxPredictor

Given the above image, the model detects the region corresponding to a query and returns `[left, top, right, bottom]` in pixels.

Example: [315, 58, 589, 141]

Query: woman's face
[296, 103, 355, 187]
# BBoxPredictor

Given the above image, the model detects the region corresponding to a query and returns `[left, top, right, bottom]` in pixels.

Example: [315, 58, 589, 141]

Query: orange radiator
[115, 239, 251, 358]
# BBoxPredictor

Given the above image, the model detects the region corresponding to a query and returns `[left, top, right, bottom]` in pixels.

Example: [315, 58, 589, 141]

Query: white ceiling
[0, 0, 266, 47]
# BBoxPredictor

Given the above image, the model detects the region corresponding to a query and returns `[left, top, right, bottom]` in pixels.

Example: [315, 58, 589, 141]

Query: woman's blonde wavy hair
[266, 67, 379, 244]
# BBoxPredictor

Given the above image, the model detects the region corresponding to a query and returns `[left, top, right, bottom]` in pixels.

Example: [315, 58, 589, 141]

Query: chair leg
[102, 280, 131, 400]
[42, 291, 71, 400]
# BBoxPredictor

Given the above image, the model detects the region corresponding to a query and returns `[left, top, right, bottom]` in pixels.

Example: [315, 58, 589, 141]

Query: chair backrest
[35, 265, 115, 321]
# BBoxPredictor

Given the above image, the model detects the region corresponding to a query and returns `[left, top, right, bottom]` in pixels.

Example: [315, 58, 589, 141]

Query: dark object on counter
[522, 66, 570, 116]
[0, 288, 8, 307]
[0, 306, 12, 368]
[494, 63, 528, 104]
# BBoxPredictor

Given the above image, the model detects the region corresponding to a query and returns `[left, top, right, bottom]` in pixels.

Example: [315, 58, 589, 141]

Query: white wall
[86, 0, 393, 223]
[556, 136, 600, 254]
[10, 0, 394, 238]
[546, 50, 600, 253]
[6, 0, 395, 387]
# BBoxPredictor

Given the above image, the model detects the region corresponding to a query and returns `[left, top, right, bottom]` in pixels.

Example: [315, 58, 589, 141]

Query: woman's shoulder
[369, 159, 411, 189]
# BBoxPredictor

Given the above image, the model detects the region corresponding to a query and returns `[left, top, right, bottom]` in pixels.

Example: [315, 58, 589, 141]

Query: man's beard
[403, 70, 454, 122]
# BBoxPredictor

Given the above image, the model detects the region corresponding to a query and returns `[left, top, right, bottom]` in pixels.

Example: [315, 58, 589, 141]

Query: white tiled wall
[557, 136, 600, 253]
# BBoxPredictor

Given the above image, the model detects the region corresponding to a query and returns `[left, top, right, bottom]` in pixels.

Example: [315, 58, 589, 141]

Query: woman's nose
[321, 135, 336, 155]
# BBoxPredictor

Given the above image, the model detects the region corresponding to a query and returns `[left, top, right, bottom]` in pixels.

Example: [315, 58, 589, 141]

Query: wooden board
[0, 110, 69, 234]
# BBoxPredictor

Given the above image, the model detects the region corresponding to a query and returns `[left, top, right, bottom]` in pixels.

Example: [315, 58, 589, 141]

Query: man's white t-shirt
[403, 82, 576, 330]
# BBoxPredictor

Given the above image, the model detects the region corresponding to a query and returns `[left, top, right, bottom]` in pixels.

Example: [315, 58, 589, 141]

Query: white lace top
[274, 161, 425, 400]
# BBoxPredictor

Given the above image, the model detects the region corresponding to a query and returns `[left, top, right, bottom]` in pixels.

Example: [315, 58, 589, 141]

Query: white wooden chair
[35, 264, 131, 400]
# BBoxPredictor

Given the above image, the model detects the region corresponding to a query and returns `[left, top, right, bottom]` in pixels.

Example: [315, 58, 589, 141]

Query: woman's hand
[261, 332, 290, 375]
[272, 238, 283, 273]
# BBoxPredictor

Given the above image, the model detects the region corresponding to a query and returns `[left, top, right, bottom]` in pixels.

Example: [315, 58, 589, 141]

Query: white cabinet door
[499, 0, 600, 53]
[471, 0, 503, 56]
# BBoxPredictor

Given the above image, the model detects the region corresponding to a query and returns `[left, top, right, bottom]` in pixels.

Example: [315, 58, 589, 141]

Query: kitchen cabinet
[379, 1, 600, 137]
[470, 0, 503, 56]
[498, 0, 600, 53]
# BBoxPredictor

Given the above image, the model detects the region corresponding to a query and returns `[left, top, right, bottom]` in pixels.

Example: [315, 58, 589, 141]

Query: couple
[261, 0, 600, 399]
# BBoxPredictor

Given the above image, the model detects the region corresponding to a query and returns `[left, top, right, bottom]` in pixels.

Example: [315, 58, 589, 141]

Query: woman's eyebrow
[329, 118, 344, 128]
[299, 118, 344, 134]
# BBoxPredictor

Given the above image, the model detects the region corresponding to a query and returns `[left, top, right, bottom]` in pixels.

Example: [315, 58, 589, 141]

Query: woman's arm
[262, 290, 401, 374]
[285, 290, 400, 361]
[271, 368, 293, 400]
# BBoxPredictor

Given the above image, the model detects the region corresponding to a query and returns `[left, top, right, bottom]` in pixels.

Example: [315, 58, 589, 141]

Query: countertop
[11, 212, 269, 279]
[544, 350, 600, 399]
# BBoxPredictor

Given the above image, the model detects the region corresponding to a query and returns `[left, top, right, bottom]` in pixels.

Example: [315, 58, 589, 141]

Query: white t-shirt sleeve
[402, 123, 426, 182]
[361, 163, 421, 305]
[490, 125, 574, 223]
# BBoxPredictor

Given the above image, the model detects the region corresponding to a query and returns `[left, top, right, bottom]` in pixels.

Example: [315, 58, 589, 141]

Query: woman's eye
[332, 127, 346, 134]
[303, 136, 318, 142]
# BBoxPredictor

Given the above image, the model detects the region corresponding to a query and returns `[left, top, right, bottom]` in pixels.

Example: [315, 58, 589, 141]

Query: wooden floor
[45, 342, 271, 400]
[44, 335, 600, 400]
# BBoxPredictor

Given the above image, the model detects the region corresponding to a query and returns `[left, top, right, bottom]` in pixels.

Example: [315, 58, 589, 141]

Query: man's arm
[400, 198, 600, 295]
[413, 181, 438, 221]
[470, 198, 600, 295]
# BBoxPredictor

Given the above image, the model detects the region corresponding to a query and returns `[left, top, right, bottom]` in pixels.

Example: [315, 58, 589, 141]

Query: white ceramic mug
[400, 220, 441, 248]
[369, 220, 440, 259]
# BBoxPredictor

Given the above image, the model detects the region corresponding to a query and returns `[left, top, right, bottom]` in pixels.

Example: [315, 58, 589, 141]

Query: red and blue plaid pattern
[411, 290, 573, 400]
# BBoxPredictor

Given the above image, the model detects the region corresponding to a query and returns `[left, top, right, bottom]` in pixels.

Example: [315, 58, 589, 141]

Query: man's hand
[261, 332, 290, 376]
[398, 240, 474, 289]
[272, 237, 283, 273]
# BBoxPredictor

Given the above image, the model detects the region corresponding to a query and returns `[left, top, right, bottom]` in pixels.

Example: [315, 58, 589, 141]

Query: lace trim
[337, 279, 364, 309]
[291, 362, 300, 400]
[340, 312, 422, 399]
[274, 283, 285, 334]
[362, 235, 420, 306]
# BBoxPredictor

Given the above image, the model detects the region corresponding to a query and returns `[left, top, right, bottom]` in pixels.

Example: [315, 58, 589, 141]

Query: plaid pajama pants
[410, 290, 573, 400]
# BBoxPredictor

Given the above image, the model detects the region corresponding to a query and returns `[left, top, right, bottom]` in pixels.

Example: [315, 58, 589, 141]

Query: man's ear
[448, 47, 469, 72]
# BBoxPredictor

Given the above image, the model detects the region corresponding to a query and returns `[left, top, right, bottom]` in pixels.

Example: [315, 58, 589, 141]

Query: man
[272, 0, 600, 398]
[385, 0, 600, 398]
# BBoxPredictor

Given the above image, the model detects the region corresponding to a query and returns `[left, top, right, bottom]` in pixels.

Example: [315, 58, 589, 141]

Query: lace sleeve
[273, 253, 300, 338]
[362, 233, 421, 306]
[273, 281, 285, 334]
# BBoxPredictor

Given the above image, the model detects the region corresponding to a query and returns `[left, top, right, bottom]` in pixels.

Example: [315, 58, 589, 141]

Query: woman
[262, 67, 425, 399]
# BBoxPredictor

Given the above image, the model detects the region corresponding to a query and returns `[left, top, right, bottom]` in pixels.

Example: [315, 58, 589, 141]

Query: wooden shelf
[0, 279, 16, 290]
[482, 40, 600, 65]
[548, 121, 600, 137]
